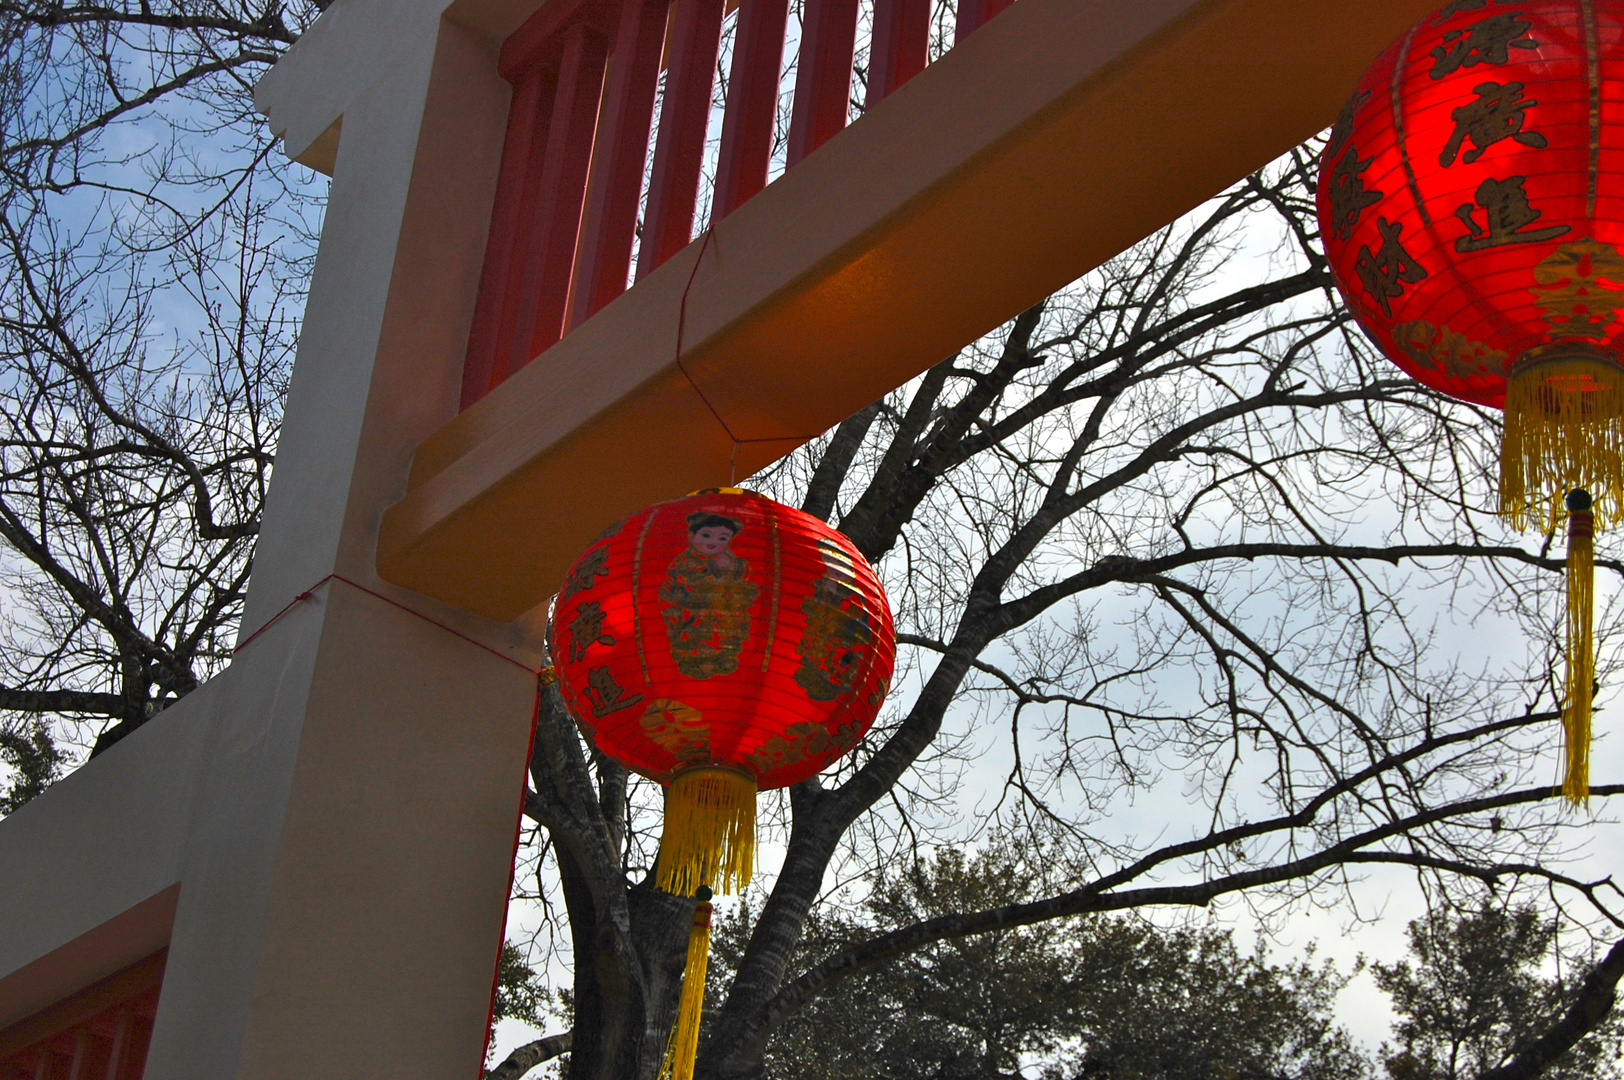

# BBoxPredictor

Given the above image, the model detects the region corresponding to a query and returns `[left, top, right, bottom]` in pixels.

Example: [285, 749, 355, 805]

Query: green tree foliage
[710, 845, 1368, 1080]
[493, 941, 557, 1031]
[1375, 906, 1623, 1080]
[0, 718, 63, 812]
[487, 942, 572, 1077]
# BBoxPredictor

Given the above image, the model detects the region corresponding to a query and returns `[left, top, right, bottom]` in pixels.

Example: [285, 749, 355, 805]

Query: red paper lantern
[1318, 0, 1624, 802]
[549, 488, 894, 893]
[1319, 0, 1624, 514]
[550, 489, 894, 1080]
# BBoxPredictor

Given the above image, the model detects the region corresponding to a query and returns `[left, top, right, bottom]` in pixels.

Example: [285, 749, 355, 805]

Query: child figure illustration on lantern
[660, 511, 759, 678]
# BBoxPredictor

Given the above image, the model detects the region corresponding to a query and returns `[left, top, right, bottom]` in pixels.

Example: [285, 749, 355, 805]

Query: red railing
[0, 951, 164, 1080]
[460, 0, 1015, 408]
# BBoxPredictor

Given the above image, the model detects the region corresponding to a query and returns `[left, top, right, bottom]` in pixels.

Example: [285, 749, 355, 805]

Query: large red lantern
[1319, 0, 1624, 805]
[549, 488, 894, 1077]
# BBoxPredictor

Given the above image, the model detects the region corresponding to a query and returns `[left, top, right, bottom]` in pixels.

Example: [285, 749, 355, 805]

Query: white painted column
[0, 4, 548, 1076]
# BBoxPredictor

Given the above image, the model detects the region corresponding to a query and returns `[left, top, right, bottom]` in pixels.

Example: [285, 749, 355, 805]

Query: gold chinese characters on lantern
[1319, 0, 1624, 804]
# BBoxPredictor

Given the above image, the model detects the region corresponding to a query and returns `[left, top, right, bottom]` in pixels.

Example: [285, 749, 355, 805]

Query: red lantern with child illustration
[552, 488, 893, 836]
[549, 488, 894, 1079]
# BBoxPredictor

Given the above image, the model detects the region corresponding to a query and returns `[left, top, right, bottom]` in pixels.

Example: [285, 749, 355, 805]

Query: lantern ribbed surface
[1318, 0, 1618, 806]
[549, 490, 893, 1080]
[1319, 0, 1624, 527]
[549, 488, 895, 792]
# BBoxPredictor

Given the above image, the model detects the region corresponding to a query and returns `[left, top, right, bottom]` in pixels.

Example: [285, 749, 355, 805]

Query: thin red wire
[238, 223, 799, 669]
[233, 573, 543, 675]
[234, 572, 552, 1080]
[672, 227, 817, 471]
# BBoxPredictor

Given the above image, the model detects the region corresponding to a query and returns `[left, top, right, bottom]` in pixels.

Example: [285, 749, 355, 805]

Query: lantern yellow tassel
[1564, 492, 1595, 807]
[655, 768, 756, 897]
[660, 894, 713, 1080]
[654, 772, 752, 1079]
[1501, 355, 1624, 531]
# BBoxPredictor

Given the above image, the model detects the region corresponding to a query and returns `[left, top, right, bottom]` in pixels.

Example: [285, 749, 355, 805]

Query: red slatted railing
[785, 0, 861, 167]
[952, 0, 1010, 43]
[0, 951, 165, 1080]
[866, 0, 930, 107]
[460, 67, 555, 406]
[710, 0, 790, 220]
[567, 0, 668, 332]
[462, 0, 1016, 408]
[510, 23, 608, 363]
[637, 0, 727, 279]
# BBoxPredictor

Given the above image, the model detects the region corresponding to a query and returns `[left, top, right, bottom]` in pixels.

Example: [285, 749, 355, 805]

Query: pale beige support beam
[2, 12, 545, 1077]
[378, 0, 1441, 621]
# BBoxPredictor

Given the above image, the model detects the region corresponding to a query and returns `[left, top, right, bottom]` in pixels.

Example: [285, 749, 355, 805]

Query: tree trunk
[559, 857, 696, 1080]
[531, 681, 694, 1080]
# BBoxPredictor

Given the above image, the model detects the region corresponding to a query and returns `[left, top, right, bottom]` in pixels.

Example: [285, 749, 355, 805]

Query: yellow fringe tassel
[655, 768, 756, 897]
[1501, 356, 1624, 531]
[659, 900, 713, 1080]
[1565, 497, 1594, 807]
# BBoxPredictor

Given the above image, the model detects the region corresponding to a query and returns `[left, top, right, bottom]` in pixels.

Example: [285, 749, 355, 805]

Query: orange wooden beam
[378, 0, 1443, 621]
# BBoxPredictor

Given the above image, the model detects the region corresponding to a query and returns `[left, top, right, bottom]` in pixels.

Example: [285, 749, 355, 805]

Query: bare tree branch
[487, 1031, 573, 1080]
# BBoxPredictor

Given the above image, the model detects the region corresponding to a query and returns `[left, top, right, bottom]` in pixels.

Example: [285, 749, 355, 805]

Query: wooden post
[639, 0, 726, 277]
[785, 0, 860, 167]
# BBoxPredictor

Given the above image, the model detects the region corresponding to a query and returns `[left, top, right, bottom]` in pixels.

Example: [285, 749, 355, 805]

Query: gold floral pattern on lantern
[745, 717, 864, 775]
[1393, 319, 1509, 378]
[1531, 238, 1624, 339]
[639, 698, 710, 765]
[794, 539, 874, 702]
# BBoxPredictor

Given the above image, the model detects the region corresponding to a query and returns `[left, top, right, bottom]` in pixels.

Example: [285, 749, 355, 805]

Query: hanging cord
[671, 227, 816, 485]
[1564, 488, 1595, 807]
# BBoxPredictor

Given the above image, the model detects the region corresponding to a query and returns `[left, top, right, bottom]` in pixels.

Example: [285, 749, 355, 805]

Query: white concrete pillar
[0, 2, 550, 1076]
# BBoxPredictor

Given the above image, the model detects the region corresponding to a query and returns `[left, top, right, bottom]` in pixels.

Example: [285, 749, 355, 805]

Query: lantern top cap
[685, 487, 760, 498]
[1513, 340, 1624, 375]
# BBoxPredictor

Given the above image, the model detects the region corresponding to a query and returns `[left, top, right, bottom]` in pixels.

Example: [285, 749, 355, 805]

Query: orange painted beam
[378, 0, 1443, 621]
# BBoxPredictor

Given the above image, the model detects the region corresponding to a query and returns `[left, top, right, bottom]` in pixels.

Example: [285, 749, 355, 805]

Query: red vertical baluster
[638, 0, 725, 278]
[33, 1042, 65, 1080]
[712, 0, 789, 218]
[490, 62, 565, 389]
[567, 0, 670, 330]
[111, 1019, 151, 1080]
[865, 0, 929, 108]
[785, 0, 860, 167]
[102, 1014, 132, 1080]
[65, 1030, 92, 1080]
[953, 0, 1012, 44]
[461, 66, 554, 409]
[501, 22, 609, 378]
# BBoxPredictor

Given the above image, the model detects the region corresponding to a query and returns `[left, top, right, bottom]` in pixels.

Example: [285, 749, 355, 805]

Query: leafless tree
[508, 153, 1624, 1080]
[0, 0, 319, 775]
[0, 4, 1616, 1080]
